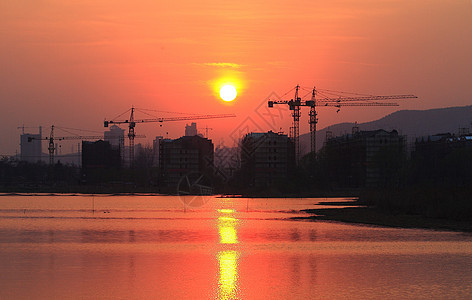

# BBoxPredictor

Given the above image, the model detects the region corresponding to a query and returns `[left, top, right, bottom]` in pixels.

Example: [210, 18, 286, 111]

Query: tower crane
[202, 125, 213, 138]
[28, 125, 144, 165]
[268, 85, 418, 163]
[104, 107, 236, 167]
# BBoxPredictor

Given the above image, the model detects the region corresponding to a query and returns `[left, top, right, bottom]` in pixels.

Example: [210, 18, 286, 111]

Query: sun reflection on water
[218, 209, 239, 245]
[217, 250, 240, 299]
[216, 208, 240, 299]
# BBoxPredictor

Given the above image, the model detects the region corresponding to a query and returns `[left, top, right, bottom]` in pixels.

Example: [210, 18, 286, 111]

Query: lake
[1, 194, 472, 299]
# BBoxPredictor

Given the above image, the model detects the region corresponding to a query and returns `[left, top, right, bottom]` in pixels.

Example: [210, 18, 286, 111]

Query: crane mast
[309, 88, 317, 156]
[268, 85, 417, 164]
[128, 107, 136, 165]
[29, 125, 133, 165]
[48, 126, 55, 165]
[105, 107, 236, 167]
[291, 85, 301, 162]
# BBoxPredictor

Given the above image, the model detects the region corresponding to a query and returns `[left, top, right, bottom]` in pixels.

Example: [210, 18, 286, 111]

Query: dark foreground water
[1, 194, 472, 299]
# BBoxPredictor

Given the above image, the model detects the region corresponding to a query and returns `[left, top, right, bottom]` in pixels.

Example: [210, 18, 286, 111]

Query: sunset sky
[1, 0, 471, 155]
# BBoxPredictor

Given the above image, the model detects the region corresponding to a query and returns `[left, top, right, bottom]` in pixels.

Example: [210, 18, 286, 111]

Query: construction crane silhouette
[268, 85, 418, 163]
[202, 125, 213, 138]
[28, 125, 143, 165]
[104, 107, 235, 167]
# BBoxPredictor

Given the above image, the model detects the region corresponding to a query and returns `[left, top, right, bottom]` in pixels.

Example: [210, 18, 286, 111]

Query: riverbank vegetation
[299, 144, 472, 230]
[303, 206, 472, 232]
[0, 157, 161, 194]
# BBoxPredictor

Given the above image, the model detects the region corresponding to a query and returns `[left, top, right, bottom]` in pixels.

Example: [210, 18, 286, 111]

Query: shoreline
[3, 191, 471, 232]
[302, 206, 472, 233]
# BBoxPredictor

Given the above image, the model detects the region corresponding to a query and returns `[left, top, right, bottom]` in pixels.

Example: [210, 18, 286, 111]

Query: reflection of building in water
[216, 208, 240, 300]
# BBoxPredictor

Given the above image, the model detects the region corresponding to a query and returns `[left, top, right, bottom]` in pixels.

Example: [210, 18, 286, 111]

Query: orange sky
[1, 0, 471, 155]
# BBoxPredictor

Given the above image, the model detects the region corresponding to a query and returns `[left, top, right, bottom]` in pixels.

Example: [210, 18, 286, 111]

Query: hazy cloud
[195, 62, 245, 68]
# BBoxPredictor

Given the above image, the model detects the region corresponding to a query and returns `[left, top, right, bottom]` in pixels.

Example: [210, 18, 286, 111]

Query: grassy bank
[359, 186, 472, 221]
[304, 206, 472, 232]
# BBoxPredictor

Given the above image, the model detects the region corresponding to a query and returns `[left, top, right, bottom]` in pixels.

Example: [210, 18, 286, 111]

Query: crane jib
[103, 108, 236, 167]
[266, 85, 417, 164]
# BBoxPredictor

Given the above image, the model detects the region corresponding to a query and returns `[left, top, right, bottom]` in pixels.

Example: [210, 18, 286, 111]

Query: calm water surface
[1, 194, 472, 299]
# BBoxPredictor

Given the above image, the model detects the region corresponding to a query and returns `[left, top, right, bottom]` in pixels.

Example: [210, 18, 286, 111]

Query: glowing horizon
[1, 0, 471, 155]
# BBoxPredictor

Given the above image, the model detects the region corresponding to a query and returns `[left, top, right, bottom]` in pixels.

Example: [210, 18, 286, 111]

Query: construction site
[4, 85, 472, 195]
[3, 108, 235, 193]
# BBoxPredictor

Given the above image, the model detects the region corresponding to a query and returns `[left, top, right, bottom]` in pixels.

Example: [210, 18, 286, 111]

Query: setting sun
[220, 85, 237, 102]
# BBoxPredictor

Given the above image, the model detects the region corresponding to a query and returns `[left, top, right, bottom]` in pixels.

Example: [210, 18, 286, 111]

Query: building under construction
[414, 133, 472, 160]
[104, 125, 125, 161]
[159, 135, 214, 188]
[322, 128, 406, 188]
[19, 127, 43, 163]
[240, 131, 295, 188]
[81, 140, 121, 183]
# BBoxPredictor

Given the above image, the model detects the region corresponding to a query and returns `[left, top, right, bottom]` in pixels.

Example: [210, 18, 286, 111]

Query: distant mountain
[300, 105, 472, 154]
